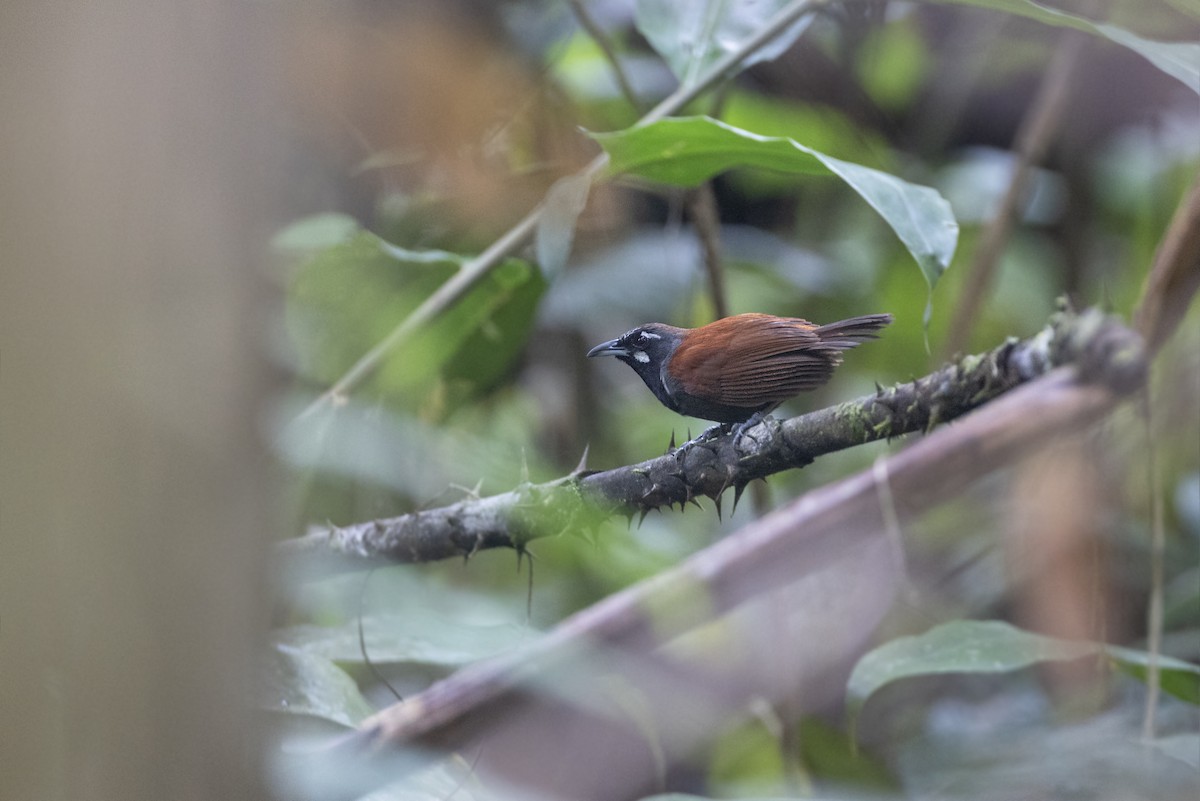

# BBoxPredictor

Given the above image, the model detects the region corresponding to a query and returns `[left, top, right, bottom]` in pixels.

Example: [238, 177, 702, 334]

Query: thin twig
[1134, 171, 1200, 355]
[567, 0, 642, 112]
[686, 183, 729, 318]
[941, 30, 1087, 358]
[295, 0, 823, 420]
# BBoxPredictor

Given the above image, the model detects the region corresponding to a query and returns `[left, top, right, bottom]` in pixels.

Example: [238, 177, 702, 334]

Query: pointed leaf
[929, 0, 1200, 94]
[635, 0, 814, 88]
[847, 620, 1200, 729]
[592, 116, 958, 288]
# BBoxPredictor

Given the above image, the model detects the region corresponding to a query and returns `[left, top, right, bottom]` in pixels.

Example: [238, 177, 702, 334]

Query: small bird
[588, 312, 892, 437]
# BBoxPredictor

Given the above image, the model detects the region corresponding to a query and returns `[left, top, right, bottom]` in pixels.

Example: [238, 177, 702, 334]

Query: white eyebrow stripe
[639, 332, 662, 340]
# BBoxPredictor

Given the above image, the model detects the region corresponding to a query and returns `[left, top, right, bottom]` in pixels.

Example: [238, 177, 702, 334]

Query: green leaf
[635, 0, 814, 88]
[285, 221, 543, 415]
[1148, 733, 1200, 769]
[260, 644, 374, 728]
[928, 0, 1200, 94]
[1108, 644, 1200, 704]
[847, 621, 1200, 730]
[272, 213, 361, 254]
[591, 116, 959, 288]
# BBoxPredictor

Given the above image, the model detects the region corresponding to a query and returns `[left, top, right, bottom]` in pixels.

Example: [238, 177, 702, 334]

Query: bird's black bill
[587, 339, 627, 358]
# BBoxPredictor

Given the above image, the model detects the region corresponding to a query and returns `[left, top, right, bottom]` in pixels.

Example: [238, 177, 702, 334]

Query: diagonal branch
[1134, 170, 1200, 355]
[277, 306, 1145, 580]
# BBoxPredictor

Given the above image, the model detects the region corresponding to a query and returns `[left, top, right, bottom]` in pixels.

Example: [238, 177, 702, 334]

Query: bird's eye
[633, 332, 648, 347]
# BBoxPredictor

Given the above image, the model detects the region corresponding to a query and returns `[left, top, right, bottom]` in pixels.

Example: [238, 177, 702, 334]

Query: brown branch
[941, 30, 1087, 358]
[1133, 170, 1200, 355]
[276, 307, 1145, 580]
[685, 183, 729, 318]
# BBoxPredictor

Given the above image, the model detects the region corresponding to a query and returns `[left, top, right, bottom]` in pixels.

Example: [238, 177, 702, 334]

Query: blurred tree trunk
[1, 3, 282, 800]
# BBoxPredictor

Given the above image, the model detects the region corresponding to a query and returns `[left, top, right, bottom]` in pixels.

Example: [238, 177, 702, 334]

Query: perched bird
[588, 312, 892, 437]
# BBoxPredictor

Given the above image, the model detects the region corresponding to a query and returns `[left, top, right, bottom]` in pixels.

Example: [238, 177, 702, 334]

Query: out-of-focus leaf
[591, 117, 959, 289]
[898, 708, 1200, 801]
[285, 220, 542, 415]
[847, 621, 1200, 728]
[272, 213, 361, 254]
[635, 0, 814, 87]
[260, 644, 373, 728]
[1164, 0, 1200, 19]
[1149, 733, 1200, 769]
[929, 0, 1200, 94]
[535, 173, 592, 279]
[1108, 644, 1200, 703]
[857, 16, 931, 111]
[538, 224, 840, 329]
[275, 614, 528, 669]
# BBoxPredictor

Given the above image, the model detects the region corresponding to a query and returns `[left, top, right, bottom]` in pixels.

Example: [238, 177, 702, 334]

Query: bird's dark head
[587, 323, 683, 371]
[587, 323, 686, 409]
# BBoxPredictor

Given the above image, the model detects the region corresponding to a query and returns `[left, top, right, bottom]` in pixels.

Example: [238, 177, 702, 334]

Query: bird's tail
[814, 313, 893, 350]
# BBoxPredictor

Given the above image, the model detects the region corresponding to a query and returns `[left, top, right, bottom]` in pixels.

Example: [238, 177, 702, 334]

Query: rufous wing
[669, 314, 843, 407]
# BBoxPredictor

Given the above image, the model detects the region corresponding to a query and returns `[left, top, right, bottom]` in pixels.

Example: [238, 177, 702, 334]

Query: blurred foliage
[269, 0, 1200, 798]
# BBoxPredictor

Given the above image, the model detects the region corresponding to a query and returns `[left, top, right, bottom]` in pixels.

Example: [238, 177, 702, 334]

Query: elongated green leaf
[592, 116, 959, 288]
[635, 0, 814, 88]
[847, 621, 1200, 727]
[1109, 644, 1200, 704]
[928, 0, 1200, 94]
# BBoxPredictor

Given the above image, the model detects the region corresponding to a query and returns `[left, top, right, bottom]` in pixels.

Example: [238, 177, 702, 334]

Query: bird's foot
[730, 412, 771, 451]
[672, 423, 730, 462]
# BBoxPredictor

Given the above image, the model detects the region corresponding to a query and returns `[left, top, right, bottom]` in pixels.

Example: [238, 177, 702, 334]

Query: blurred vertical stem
[1141, 395, 1165, 739]
[297, 0, 822, 421]
[1129, 170, 1200, 739]
[941, 30, 1086, 358]
[1133, 173, 1200, 354]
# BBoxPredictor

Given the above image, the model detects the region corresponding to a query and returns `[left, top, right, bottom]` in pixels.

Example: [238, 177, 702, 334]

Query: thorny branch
[277, 306, 1145, 579]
